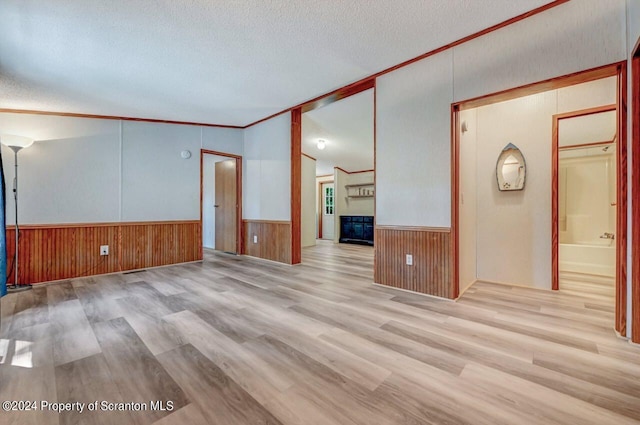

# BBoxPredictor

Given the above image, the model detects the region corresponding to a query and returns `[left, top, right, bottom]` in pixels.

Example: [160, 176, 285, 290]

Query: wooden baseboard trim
[375, 225, 451, 233]
[29, 260, 203, 286]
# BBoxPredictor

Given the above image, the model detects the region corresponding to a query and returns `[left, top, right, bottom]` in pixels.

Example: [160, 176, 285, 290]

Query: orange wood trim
[0, 108, 242, 129]
[332, 166, 375, 175]
[457, 63, 621, 110]
[616, 63, 628, 336]
[373, 81, 377, 268]
[552, 113, 560, 291]
[553, 104, 617, 120]
[291, 108, 302, 265]
[200, 149, 244, 255]
[244, 1, 569, 129]
[243, 220, 292, 264]
[451, 104, 460, 298]
[558, 140, 615, 150]
[6, 221, 202, 285]
[301, 79, 375, 114]
[243, 219, 291, 224]
[375, 225, 451, 233]
[302, 152, 317, 161]
[632, 43, 640, 343]
[7, 220, 201, 230]
[201, 149, 242, 159]
[375, 227, 452, 298]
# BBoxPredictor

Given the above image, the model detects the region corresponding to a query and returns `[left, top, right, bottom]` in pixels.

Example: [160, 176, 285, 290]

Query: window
[324, 186, 334, 215]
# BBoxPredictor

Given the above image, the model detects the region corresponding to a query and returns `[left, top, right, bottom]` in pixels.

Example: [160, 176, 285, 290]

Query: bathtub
[559, 240, 615, 277]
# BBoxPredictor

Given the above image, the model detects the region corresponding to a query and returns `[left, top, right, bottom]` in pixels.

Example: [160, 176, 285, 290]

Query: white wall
[202, 154, 230, 249]
[242, 113, 291, 221]
[453, 0, 626, 102]
[0, 114, 121, 224]
[343, 171, 375, 217]
[376, 50, 453, 227]
[459, 108, 477, 293]
[0, 113, 243, 225]
[301, 155, 316, 247]
[121, 121, 201, 221]
[202, 126, 243, 156]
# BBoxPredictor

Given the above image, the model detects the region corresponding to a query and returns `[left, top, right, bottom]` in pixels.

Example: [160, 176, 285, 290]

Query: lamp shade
[0, 134, 34, 149]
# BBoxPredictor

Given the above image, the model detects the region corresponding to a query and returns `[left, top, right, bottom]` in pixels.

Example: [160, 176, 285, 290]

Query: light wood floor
[1, 241, 639, 425]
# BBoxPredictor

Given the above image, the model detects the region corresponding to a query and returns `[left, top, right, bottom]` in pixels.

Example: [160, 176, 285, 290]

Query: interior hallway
[0, 243, 638, 425]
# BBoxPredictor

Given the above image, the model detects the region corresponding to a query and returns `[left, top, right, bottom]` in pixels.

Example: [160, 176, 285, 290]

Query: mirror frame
[496, 143, 526, 191]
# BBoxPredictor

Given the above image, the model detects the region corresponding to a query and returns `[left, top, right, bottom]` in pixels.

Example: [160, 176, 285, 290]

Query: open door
[215, 159, 237, 253]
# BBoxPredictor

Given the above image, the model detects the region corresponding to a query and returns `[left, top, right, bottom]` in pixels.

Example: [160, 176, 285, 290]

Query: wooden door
[215, 159, 237, 253]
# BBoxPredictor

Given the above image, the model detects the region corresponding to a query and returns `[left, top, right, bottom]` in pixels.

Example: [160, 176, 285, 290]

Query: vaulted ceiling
[0, 1, 551, 127]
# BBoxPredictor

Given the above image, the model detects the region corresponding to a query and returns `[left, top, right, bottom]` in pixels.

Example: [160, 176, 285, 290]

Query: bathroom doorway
[556, 107, 617, 299]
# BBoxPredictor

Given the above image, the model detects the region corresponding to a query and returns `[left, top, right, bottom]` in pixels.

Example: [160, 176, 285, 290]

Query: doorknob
[214, 205, 220, 208]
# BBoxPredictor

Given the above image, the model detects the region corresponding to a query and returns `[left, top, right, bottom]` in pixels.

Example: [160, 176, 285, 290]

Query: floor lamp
[0, 134, 34, 292]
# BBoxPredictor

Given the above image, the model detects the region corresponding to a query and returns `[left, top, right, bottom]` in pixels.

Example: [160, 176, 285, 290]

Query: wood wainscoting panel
[374, 226, 453, 299]
[5, 220, 202, 285]
[119, 221, 202, 271]
[243, 220, 292, 264]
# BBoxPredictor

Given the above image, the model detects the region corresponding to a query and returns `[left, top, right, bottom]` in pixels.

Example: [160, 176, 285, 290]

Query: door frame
[632, 37, 640, 343]
[319, 180, 335, 240]
[551, 104, 619, 293]
[200, 149, 243, 255]
[451, 62, 627, 335]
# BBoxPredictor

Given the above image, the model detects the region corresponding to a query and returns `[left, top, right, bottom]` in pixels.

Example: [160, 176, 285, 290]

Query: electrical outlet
[253, 235, 258, 244]
[100, 245, 109, 256]
[405, 254, 413, 266]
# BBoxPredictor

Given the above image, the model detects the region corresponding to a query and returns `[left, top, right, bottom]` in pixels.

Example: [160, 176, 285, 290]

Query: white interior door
[321, 182, 335, 240]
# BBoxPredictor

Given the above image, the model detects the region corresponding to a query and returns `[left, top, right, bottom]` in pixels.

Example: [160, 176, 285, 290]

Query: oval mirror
[496, 143, 526, 191]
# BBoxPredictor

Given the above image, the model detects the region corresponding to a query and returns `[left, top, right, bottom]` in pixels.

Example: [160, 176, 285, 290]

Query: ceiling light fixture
[317, 139, 326, 150]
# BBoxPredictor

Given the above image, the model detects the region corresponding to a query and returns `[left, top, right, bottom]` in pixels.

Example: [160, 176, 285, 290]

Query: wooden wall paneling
[291, 108, 302, 265]
[632, 42, 640, 344]
[5, 221, 201, 285]
[616, 64, 628, 336]
[374, 226, 452, 299]
[243, 220, 292, 264]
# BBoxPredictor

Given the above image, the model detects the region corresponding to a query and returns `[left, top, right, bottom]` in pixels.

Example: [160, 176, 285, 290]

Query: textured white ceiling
[303, 89, 373, 175]
[0, 0, 551, 126]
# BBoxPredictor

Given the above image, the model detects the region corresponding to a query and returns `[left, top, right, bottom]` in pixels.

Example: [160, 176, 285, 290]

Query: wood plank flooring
[1, 241, 639, 425]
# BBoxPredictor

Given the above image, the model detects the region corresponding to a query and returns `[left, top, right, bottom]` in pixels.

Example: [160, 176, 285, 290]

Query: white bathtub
[559, 240, 615, 277]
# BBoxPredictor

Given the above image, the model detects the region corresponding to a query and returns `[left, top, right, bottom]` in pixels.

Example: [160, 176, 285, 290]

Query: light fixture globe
[1, 134, 34, 152]
[317, 139, 326, 150]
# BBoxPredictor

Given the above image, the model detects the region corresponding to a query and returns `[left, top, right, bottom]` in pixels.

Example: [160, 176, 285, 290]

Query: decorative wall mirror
[496, 143, 526, 191]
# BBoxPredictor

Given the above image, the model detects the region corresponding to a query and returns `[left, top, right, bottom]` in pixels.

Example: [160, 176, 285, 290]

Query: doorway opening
[555, 106, 617, 305]
[302, 89, 375, 248]
[299, 86, 375, 269]
[452, 63, 627, 335]
[200, 149, 242, 255]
